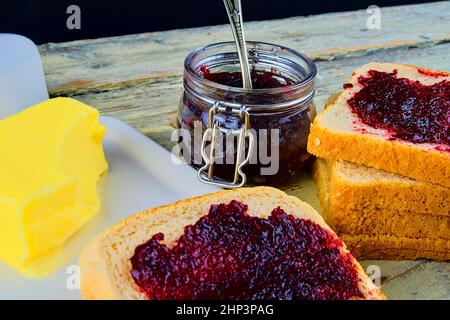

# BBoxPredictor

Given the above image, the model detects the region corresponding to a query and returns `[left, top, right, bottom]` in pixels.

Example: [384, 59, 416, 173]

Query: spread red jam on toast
[130, 201, 364, 300]
[347, 69, 449, 152]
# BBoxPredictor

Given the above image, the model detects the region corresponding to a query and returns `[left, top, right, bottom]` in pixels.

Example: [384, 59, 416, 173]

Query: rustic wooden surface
[39, 2, 449, 299]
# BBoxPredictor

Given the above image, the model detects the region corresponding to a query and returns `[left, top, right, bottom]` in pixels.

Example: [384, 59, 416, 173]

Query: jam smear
[202, 68, 293, 89]
[130, 201, 364, 300]
[347, 70, 449, 150]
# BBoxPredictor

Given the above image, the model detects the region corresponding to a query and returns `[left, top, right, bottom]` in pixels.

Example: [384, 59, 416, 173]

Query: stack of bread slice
[308, 63, 449, 261]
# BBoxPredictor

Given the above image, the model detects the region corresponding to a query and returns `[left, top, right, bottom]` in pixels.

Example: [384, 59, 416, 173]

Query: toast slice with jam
[307, 63, 450, 187]
[79, 187, 384, 300]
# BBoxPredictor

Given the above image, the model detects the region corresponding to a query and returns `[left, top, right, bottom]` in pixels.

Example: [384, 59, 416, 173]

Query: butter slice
[0, 98, 108, 277]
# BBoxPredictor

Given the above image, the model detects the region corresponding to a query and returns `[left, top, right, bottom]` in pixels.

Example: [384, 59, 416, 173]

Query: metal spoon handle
[223, 0, 253, 89]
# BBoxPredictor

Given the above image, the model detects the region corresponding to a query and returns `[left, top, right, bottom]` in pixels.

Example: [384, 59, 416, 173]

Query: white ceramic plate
[0, 116, 219, 299]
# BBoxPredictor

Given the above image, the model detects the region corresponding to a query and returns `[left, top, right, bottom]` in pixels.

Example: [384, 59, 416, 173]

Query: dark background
[0, 0, 440, 44]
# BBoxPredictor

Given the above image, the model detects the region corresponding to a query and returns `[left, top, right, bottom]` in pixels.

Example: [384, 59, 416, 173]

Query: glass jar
[177, 41, 317, 188]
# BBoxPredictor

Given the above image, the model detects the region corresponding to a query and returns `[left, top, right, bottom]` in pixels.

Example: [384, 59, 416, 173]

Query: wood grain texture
[39, 2, 450, 95]
[39, 2, 450, 300]
[43, 42, 450, 151]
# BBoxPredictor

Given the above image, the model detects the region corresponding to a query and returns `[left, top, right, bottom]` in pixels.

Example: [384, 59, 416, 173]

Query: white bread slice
[312, 159, 450, 260]
[314, 158, 450, 217]
[79, 187, 384, 300]
[307, 63, 450, 187]
[313, 90, 449, 218]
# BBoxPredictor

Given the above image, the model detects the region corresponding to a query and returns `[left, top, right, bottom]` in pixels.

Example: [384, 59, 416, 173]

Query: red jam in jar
[202, 68, 294, 89]
[177, 42, 317, 186]
[130, 200, 364, 300]
[347, 69, 450, 151]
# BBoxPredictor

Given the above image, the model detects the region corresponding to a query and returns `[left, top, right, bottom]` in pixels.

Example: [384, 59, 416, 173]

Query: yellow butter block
[0, 97, 108, 277]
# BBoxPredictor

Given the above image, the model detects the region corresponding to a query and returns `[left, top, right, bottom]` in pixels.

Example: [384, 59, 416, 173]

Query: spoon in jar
[223, 0, 253, 89]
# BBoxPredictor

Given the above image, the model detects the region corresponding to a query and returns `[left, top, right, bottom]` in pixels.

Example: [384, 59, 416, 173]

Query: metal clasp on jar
[198, 101, 255, 188]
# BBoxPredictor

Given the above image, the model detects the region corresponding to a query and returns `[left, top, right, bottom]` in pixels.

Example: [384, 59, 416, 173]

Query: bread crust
[313, 158, 449, 236]
[341, 234, 450, 261]
[308, 125, 450, 187]
[79, 187, 385, 300]
[79, 234, 119, 300]
[312, 158, 450, 260]
[307, 63, 450, 188]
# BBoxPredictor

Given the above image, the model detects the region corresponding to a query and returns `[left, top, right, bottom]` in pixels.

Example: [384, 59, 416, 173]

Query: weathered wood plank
[39, 2, 450, 95]
[65, 42, 450, 151]
[360, 260, 450, 300]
